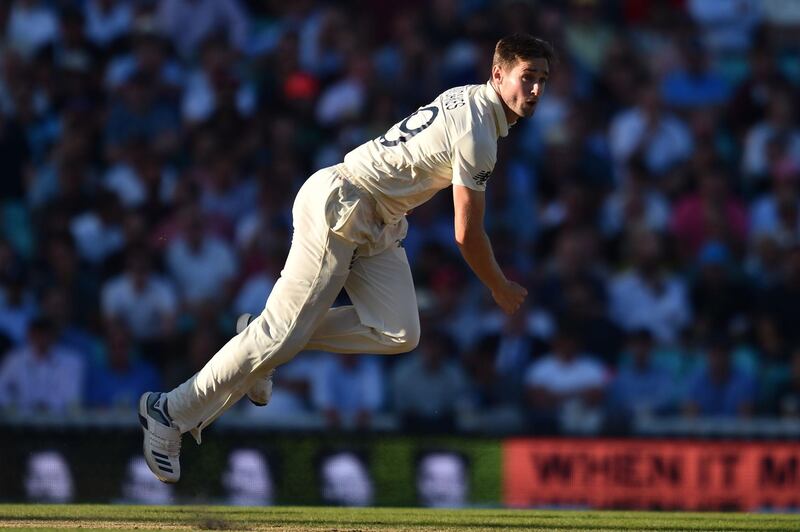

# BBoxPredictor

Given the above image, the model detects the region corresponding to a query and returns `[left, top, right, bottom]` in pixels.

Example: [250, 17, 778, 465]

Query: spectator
[607, 329, 676, 430]
[758, 244, 800, 346]
[600, 159, 671, 238]
[315, 53, 371, 127]
[687, 0, 761, 54]
[69, 189, 126, 264]
[27, 134, 94, 213]
[38, 287, 97, 364]
[609, 229, 691, 344]
[181, 36, 256, 125]
[0, 106, 31, 201]
[104, 29, 182, 92]
[0, 317, 85, 413]
[52, 8, 103, 83]
[234, 162, 295, 264]
[689, 241, 753, 333]
[84, 0, 133, 48]
[745, 234, 785, 291]
[297, 6, 350, 79]
[462, 333, 526, 434]
[562, 277, 623, 364]
[35, 235, 100, 328]
[6, 0, 59, 59]
[312, 354, 383, 430]
[103, 138, 178, 211]
[104, 70, 180, 162]
[0, 263, 36, 347]
[760, 0, 800, 47]
[487, 304, 537, 382]
[609, 81, 692, 180]
[197, 150, 258, 226]
[100, 245, 178, 345]
[524, 320, 607, 433]
[86, 321, 160, 409]
[165, 204, 237, 310]
[671, 167, 748, 260]
[660, 37, 730, 110]
[683, 335, 756, 418]
[391, 330, 468, 432]
[752, 316, 790, 413]
[769, 348, 800, 418]
[593, 38, 645, 119]
[742, 90, 800, 184]
[156, 0, 249, 60]
[536, 229, 606, 318]
[727, 45, 793, 137]
[162, 323, 221, 389]
[563, 0, 613, 76]
[749, 165, 800, 245]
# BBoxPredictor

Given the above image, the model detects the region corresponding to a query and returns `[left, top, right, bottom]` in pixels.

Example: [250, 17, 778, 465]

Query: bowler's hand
[491, 280, 528, 315]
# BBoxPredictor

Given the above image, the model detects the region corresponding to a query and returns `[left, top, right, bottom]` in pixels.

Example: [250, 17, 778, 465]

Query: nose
[532, 83, 541, 97]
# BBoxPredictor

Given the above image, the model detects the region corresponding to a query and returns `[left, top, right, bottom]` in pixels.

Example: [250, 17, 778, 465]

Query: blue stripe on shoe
[152, 451, 169, 459]
[154, 457, 171, 466]
[138, 414, 148, 429]
[158, 465, 174, 473]
[147, 393, 171, 427]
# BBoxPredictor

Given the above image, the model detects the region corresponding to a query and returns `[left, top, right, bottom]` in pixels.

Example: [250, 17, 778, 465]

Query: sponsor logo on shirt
[473, 170, 491, 187]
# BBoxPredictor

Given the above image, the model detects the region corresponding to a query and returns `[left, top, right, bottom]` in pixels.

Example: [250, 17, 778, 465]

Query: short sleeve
[452, 129, 495, 192]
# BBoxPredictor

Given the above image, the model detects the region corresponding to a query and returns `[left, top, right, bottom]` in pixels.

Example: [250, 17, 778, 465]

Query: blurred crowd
[1, 0, 800, 435]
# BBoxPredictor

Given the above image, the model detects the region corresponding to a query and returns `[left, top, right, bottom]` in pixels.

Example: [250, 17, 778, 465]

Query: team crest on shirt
[473, 170, 491, 186]
[442, 87, 467, 110]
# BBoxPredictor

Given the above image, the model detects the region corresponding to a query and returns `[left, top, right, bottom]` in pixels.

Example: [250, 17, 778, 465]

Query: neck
[505, 107, 519, 126]
[490, 81, 518, 126]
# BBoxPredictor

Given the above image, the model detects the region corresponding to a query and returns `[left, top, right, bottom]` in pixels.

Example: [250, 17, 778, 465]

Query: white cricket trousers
[166, 165, 420, 441]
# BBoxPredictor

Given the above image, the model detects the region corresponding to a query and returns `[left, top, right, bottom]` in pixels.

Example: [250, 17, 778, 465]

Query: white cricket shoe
[138, 392, 182, 483]
[236, 313, 275, 407]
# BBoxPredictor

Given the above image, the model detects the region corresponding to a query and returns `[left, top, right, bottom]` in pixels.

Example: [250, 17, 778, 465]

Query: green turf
[0, 504, 799, 531]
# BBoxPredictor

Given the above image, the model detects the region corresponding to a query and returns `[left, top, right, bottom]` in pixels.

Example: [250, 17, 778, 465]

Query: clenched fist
[491, 280, 528, 315]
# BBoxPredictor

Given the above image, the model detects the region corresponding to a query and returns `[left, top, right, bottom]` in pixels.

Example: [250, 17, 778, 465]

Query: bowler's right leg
[139, 168, 356, 482]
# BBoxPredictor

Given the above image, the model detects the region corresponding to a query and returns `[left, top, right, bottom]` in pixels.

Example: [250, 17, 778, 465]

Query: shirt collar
[485, 81, 510, 138]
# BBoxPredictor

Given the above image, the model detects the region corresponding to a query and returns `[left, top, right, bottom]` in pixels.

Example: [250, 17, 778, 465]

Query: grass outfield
[1, 505, 800, 532]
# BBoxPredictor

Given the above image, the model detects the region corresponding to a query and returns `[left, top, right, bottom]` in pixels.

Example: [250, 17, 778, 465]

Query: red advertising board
[504, 438, 800, 511]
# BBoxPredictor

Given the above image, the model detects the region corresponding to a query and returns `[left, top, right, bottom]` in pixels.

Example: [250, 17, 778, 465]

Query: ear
[491, 64, 503, 85]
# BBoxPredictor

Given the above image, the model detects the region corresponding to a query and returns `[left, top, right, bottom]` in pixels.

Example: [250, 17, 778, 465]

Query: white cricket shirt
[341, 81, 510, 225]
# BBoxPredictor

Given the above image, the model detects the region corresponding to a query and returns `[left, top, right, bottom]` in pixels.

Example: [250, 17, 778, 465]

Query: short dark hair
[493, 33, 556, 70]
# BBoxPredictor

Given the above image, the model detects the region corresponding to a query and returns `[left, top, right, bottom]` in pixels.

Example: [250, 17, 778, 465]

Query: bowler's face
[493, 58, 549, 122]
